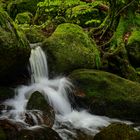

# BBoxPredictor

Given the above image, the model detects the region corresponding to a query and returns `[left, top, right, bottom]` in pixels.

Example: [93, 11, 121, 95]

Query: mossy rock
[26, 91, 55, 127]
[66, 4, 105, 27]
[17, 24, 46, 43]
[94, 123, 140, 140]
[0, 10, 30, 85]
[42, 23, 100, 75]
[7, 0, 44, 19]
[126, 28, 140, 68]
[15, 12, 32, 24]
[69, 69, 140, 122]
[102, 44, 138, 82]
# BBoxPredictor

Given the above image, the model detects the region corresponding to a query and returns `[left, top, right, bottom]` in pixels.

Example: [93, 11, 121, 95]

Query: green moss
[103, 44, 138, 81]
[126, 28, 140, 68]
[7, 0, 44, 19]
[66, 4, 106, 27]
[0, 10, 30, 85]
[42, 23, 100, 74]
[16, 24, 46, 43]
[70, 69, 140, 121]
[15, 12, 32, 24]
[94, 123, 140, 140]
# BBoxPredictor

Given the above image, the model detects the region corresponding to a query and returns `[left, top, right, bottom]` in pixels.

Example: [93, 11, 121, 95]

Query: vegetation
[0, 0, 140, 139]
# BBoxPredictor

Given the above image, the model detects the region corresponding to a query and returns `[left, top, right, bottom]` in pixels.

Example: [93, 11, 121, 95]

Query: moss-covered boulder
[0, 10, 30, 85]
[7, 0, 44, 19]
[26, 91, 55, 127]
[69, 69, 140, 122]
[94, 123, 140, 140]
[15, 12, 32, 24]
[126, 28, 140, 68]
[42, 23, 100, 74]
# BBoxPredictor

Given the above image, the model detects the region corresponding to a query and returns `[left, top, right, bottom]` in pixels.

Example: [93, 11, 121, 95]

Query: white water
[1, 46, 132, 139]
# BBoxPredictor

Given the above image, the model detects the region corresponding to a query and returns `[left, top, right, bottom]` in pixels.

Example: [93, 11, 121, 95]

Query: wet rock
[18, 125, 62, 140]
[94, 123, 140, 140]
[0, 118, 62, 140]
[70, 69, 140, 122]
[0, 118, 26, 140]
[26, 91, 55, 127]
[42, 23, 100, 75]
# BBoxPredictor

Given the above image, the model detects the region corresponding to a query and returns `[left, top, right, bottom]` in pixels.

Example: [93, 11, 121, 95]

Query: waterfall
[1, 46, 128, 139]
[29, 46, 48, 83]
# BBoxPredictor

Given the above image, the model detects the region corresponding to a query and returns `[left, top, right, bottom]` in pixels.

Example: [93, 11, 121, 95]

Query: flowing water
[0, 46, 133, 139]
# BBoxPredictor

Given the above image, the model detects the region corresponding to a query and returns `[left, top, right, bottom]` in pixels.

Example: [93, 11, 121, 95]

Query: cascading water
[0, 46, 132, 139]
[29, 46, 48, 83]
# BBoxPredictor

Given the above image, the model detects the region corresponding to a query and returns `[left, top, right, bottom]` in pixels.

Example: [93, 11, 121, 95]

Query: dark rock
[26, 91, 55, 127]
[0, 118, 26, 140]
[0, 118, 62, 140]
[18, 125, 62, 140]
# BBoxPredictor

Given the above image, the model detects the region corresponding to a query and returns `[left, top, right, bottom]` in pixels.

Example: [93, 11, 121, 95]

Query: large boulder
[42, 23, 100, 75]
[94, 123, 140, 140]
[26, 91, 55, 127]
[0, 10, 30, 85]
[69, 69, 140, 122]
